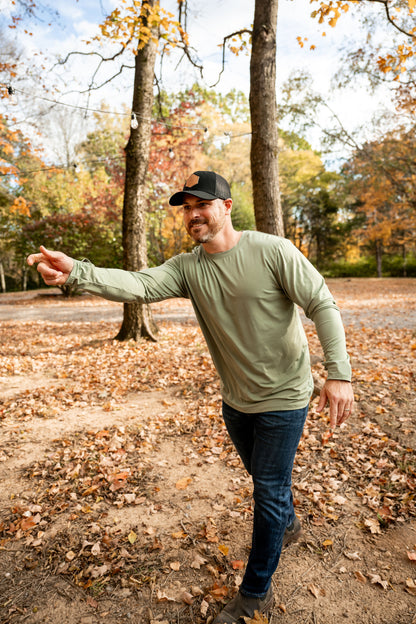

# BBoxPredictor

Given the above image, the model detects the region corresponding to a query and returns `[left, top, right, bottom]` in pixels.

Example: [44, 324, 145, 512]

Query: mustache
[189, 218, 207, 227]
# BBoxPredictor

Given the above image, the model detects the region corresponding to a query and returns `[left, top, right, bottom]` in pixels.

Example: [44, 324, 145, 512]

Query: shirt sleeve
[66, 257, 188, 303]
[274, 238, 352, 381]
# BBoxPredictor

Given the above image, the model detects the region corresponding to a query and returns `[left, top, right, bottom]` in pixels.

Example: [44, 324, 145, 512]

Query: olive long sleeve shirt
[67, 231, 352, 412]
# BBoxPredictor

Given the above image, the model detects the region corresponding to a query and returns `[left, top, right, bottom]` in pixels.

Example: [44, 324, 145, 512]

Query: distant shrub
[382, 255, 416, 277]
[324, 257, 377, 278]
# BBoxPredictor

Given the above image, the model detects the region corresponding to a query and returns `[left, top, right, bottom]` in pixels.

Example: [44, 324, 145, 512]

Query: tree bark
[115, 1, 159, 342]
[375, 240, 383, 278]
[0, 261, 6, 293]
[249, 0, 284, 237]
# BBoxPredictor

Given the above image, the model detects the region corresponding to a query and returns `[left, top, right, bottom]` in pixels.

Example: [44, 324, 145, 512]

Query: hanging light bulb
[204, 127, 209, 139]
[7, 85, 15, 96]
[168, 148, 175, 159]
[131, 112, 139, 130]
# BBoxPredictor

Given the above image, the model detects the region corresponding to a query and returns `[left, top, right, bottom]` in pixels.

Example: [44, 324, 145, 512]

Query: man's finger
[316, 388, 327, 413]
[39, 245, 61, 260]
[37, 262, 62, 279]
[27, 252, 45, 266]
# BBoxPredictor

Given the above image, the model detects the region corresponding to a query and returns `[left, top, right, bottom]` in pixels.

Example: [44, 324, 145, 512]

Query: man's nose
[188, 206, 202, 218]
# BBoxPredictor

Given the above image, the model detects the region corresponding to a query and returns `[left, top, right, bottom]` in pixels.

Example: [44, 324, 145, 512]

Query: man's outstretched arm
[27, 246, 73, 286]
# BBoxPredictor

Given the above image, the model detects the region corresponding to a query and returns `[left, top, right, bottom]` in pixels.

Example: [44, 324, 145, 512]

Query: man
[28, 170, 354, 624]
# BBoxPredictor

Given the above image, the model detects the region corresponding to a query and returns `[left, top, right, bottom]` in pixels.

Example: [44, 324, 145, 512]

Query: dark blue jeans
[222, 401, 308, 598]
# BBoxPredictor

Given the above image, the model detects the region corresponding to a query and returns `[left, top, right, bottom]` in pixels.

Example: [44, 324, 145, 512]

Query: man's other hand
[316, 379, 354, 429]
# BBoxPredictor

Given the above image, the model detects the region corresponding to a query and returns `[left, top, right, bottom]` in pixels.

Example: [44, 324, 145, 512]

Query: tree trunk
[249, 0, 284, 237]
[375, 241, 383, 278]
[22, 264, 28, 291]
[115, 1, 159, 342]
[0, 261, 6, 293]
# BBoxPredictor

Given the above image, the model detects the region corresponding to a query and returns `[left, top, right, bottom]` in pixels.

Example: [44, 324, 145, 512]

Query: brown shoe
[282, 516, 302, 548]
[213, 586, 273, 624]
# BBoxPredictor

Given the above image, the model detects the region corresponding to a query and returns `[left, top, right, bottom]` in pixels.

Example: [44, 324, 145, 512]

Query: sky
[0, 0, 392, 162]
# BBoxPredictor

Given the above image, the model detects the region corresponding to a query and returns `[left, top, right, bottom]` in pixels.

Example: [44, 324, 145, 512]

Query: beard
[186, 214, 227, 243]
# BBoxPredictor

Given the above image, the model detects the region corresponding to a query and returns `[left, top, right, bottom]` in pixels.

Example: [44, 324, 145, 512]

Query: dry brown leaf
[231, 560, 245, 570]
[368, 573, 389, 590]
[181, 591, 194, 605]
[170, 561, 181, 571]
[364, 518, 382, 534]
[243, 610, 269, 623]
[200, 599, 209, 617]
[405, 578, 416, 595]
[307, 582, 325, 598]
[354, 570, 367, 584]
[175, 477, 192, 490]
[190, 554, 207, 569]
[218, 543, 229, 556]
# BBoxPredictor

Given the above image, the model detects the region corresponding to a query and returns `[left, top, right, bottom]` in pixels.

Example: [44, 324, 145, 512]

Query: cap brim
[169, 190, 218, 206]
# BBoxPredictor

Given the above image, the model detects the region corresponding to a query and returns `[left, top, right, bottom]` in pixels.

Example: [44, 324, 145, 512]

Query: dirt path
[0, 279, 415, 624]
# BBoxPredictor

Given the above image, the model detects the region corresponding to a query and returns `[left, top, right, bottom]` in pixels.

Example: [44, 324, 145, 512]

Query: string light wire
[1, 83, 252, 177]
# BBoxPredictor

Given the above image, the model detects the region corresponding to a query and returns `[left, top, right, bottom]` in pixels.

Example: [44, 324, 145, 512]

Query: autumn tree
[306, 0, 416, 115]
[216, 0, 284, 236]
[342, 127, 416, 276]
[278, 140, 349, 268]
[0, 114, 45, 291]
[55, 0, 202, 341]
[249, 0, 284, 235]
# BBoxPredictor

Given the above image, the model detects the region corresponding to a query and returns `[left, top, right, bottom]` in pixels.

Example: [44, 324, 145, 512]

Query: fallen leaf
[181, 591, 194, 605]
[200, 599, 209, 617]
[354, 570, 367, 584]
[218, 544, 229, 556]
[307, 583, 325, 598]
[364, 518, 382, 534]
[243, 610, 269, 623]
[231, 560, 245, 570]
[128, 530, 137, 544]
[368, 573, 389, 590]
[405, 578, 416, 595]
[91, 541, 101, 556]
[190, 554, 207, 569]
[170, 561, 181, 571]
[175, 477, 192, 490]
[65, 550, 77, 561]
[157, 590, 176, 602]
[344, 551, 361, 561]
[209, 583, 229, 600]
[407, 551, 416, 561]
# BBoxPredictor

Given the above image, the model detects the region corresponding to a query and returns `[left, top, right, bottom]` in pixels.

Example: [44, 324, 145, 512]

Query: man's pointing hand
[27, 246, 74, 286]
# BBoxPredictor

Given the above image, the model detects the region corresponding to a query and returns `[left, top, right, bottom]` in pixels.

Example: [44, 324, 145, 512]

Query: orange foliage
[343, 130, 416, 250]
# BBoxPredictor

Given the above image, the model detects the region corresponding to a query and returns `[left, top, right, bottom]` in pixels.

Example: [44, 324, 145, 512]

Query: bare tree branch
[356, 0, 416, 39]
[209, 28, 252, 88]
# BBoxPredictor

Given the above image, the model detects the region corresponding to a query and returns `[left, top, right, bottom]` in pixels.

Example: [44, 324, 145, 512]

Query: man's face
[182, 194, 229, 244]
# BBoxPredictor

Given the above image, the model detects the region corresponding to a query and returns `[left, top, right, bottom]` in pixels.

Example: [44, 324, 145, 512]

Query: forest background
[1, 0, 416, 291]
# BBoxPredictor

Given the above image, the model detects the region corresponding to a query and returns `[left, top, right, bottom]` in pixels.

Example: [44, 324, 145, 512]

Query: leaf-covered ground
[0, 278, 415, 624]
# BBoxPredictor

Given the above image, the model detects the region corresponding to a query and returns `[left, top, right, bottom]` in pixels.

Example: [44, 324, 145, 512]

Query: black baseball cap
[169, 171, 231, 206]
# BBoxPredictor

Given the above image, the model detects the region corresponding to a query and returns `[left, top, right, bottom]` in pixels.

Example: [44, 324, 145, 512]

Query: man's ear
[224, 198, 233, 214]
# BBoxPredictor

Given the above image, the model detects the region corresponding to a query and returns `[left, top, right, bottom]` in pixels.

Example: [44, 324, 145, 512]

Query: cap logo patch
[185, 174, 199, 188]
